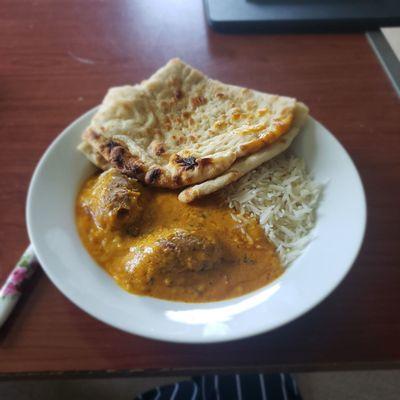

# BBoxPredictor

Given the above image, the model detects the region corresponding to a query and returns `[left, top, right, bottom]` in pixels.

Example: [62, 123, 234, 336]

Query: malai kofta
[76, 168, 283, 302]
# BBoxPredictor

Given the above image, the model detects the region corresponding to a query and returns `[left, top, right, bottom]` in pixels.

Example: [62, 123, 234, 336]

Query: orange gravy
[76, 174, 283, 302]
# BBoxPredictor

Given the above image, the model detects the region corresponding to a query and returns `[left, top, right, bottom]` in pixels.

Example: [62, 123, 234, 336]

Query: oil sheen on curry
[76, 169, 283, 302]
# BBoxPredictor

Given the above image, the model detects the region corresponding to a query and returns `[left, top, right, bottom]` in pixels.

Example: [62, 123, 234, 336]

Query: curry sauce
[76, 171, 283, 302]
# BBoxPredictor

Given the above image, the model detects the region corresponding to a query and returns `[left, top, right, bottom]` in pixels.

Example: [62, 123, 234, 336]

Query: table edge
[1, 361, 400, 381]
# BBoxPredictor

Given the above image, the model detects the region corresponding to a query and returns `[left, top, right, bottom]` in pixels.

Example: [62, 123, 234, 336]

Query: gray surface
[1, 371, 400, 399]
[296, 370, 400, 400]
[367, 31, 400, 97]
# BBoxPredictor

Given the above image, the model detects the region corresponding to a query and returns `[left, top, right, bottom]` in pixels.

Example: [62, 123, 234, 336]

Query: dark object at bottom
[204, 0, 400, 33]
[135, 373, 302, 400]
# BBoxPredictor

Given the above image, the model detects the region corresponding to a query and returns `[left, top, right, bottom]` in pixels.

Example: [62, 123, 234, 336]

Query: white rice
[226, 154, 321, 266]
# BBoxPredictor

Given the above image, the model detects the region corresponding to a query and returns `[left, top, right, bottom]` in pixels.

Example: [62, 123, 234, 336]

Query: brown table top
[1, 0, 400, 379]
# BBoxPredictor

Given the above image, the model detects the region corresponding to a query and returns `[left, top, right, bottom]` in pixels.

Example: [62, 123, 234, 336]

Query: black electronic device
[204, 0, 400, 33]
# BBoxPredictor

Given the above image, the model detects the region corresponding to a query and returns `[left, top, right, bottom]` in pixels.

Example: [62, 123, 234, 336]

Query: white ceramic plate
[26, 108, 366, 343]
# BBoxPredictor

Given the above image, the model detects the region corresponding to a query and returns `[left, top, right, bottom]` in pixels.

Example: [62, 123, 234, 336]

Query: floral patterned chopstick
[0, 245, 38, 328]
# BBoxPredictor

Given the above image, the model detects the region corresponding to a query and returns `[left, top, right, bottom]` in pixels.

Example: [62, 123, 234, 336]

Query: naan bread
[77, 141, 109, 170]
[79, 59, 305, 194]
[178, 102, 308, 202]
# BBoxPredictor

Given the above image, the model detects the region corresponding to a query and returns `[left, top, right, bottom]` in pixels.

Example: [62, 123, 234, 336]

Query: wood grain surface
[0, 0, 399, 377]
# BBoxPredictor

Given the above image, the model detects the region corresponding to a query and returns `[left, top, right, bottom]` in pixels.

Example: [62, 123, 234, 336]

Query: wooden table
[0, 0, 399, 379]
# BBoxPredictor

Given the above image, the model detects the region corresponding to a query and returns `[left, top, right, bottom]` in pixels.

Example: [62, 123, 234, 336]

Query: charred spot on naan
[146, 168, 162, 184]
[104, 140, 120, 153]
[109, 145, 125, 168]
[174, 155, 198, 170]
[91, 138, 147, 181]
